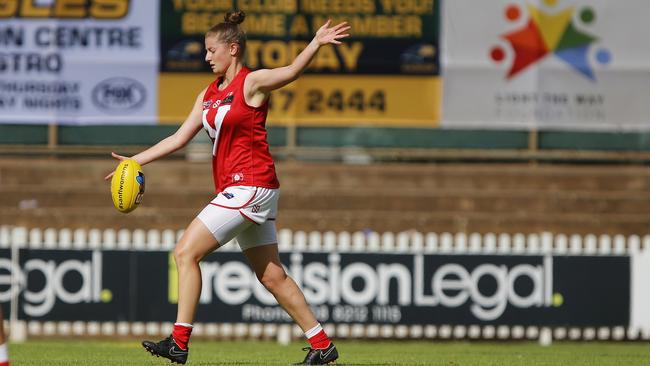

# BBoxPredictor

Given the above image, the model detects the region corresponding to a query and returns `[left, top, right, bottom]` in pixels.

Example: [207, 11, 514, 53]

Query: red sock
[0, 341, 7, 366]
[306, 324, 331, 349]
[172, 323, 193, 350]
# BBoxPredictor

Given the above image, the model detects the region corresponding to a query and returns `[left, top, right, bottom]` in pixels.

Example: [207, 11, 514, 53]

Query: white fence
[2, 226, 649, 255]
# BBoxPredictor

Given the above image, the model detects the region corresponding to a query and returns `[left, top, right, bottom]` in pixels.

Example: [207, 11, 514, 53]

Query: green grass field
[8, 339, 650, 366]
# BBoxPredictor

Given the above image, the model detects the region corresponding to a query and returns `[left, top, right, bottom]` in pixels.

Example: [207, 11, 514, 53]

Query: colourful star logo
[490, 0, 611, 80]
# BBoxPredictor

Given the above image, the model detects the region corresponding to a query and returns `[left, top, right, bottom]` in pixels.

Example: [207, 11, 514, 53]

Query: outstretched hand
[104, 152, 129, 181]
[314, 20, 351, 46]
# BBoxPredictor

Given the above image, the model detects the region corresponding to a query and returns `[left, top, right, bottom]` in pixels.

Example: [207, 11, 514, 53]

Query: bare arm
[244, 20, 350, 105]
[104, 88, 207, 180]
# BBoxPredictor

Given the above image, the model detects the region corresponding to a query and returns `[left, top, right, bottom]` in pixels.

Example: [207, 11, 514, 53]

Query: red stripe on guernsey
[209, 188, 257, 210]
[239, 211, 260, 225]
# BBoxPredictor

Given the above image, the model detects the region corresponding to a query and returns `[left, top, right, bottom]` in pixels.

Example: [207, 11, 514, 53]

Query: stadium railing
[3, 124, 650, 162]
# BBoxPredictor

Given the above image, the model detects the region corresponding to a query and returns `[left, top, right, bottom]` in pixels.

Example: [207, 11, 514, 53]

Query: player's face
[205, 35, 235, 75]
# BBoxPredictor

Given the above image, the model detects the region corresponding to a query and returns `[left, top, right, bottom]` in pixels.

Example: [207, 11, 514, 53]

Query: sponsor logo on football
[92, 77, 146, 112]
[135, 171, 145, 204]
[117, 164, 128, 209]
[0, 251, 108, 317]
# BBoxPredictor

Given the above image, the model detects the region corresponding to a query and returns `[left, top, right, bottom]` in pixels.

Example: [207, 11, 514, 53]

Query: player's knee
[258, 269, 287, 294]
[173, 244, 200, 267]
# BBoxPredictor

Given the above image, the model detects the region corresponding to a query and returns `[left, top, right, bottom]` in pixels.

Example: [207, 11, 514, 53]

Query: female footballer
[106, 10, 349, 365]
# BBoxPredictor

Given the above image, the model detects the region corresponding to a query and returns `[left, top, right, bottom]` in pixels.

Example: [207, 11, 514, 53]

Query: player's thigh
[238, 214, 281, 280]
[185, 205, 252, 260]
[242, 243, 285, 282]
[175, 218, 221, 262]
[239, 222, 282, 280]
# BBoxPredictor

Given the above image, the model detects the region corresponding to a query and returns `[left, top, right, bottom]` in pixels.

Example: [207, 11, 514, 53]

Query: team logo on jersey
[232, 173, 244, 183]
[203, 100, 213, 108]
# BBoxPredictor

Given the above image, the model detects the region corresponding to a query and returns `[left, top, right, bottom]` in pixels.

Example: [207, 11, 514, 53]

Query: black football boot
[296, 342, 339, 365]
[142, 335, 188, 364]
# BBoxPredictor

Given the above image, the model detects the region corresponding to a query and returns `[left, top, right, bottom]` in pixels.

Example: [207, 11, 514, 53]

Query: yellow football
[110, 159, 145, 213]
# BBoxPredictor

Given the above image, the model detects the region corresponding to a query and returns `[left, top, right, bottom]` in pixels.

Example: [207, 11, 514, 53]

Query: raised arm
[104, 88, 207, 180]
[244, 20, 350, 105]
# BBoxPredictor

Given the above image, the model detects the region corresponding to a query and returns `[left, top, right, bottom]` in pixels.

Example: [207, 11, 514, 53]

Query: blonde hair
[206, 10, 247, 56]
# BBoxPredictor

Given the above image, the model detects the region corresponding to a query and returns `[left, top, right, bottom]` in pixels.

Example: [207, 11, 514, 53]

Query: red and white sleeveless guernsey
[201, 67, 280, 193]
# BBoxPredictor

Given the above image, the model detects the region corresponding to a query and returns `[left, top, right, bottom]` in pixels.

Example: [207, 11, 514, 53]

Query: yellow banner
[159, 73, 441, 127]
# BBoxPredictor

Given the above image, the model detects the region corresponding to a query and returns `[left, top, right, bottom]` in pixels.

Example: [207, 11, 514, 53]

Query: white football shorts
[197, 186, 279, 251]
